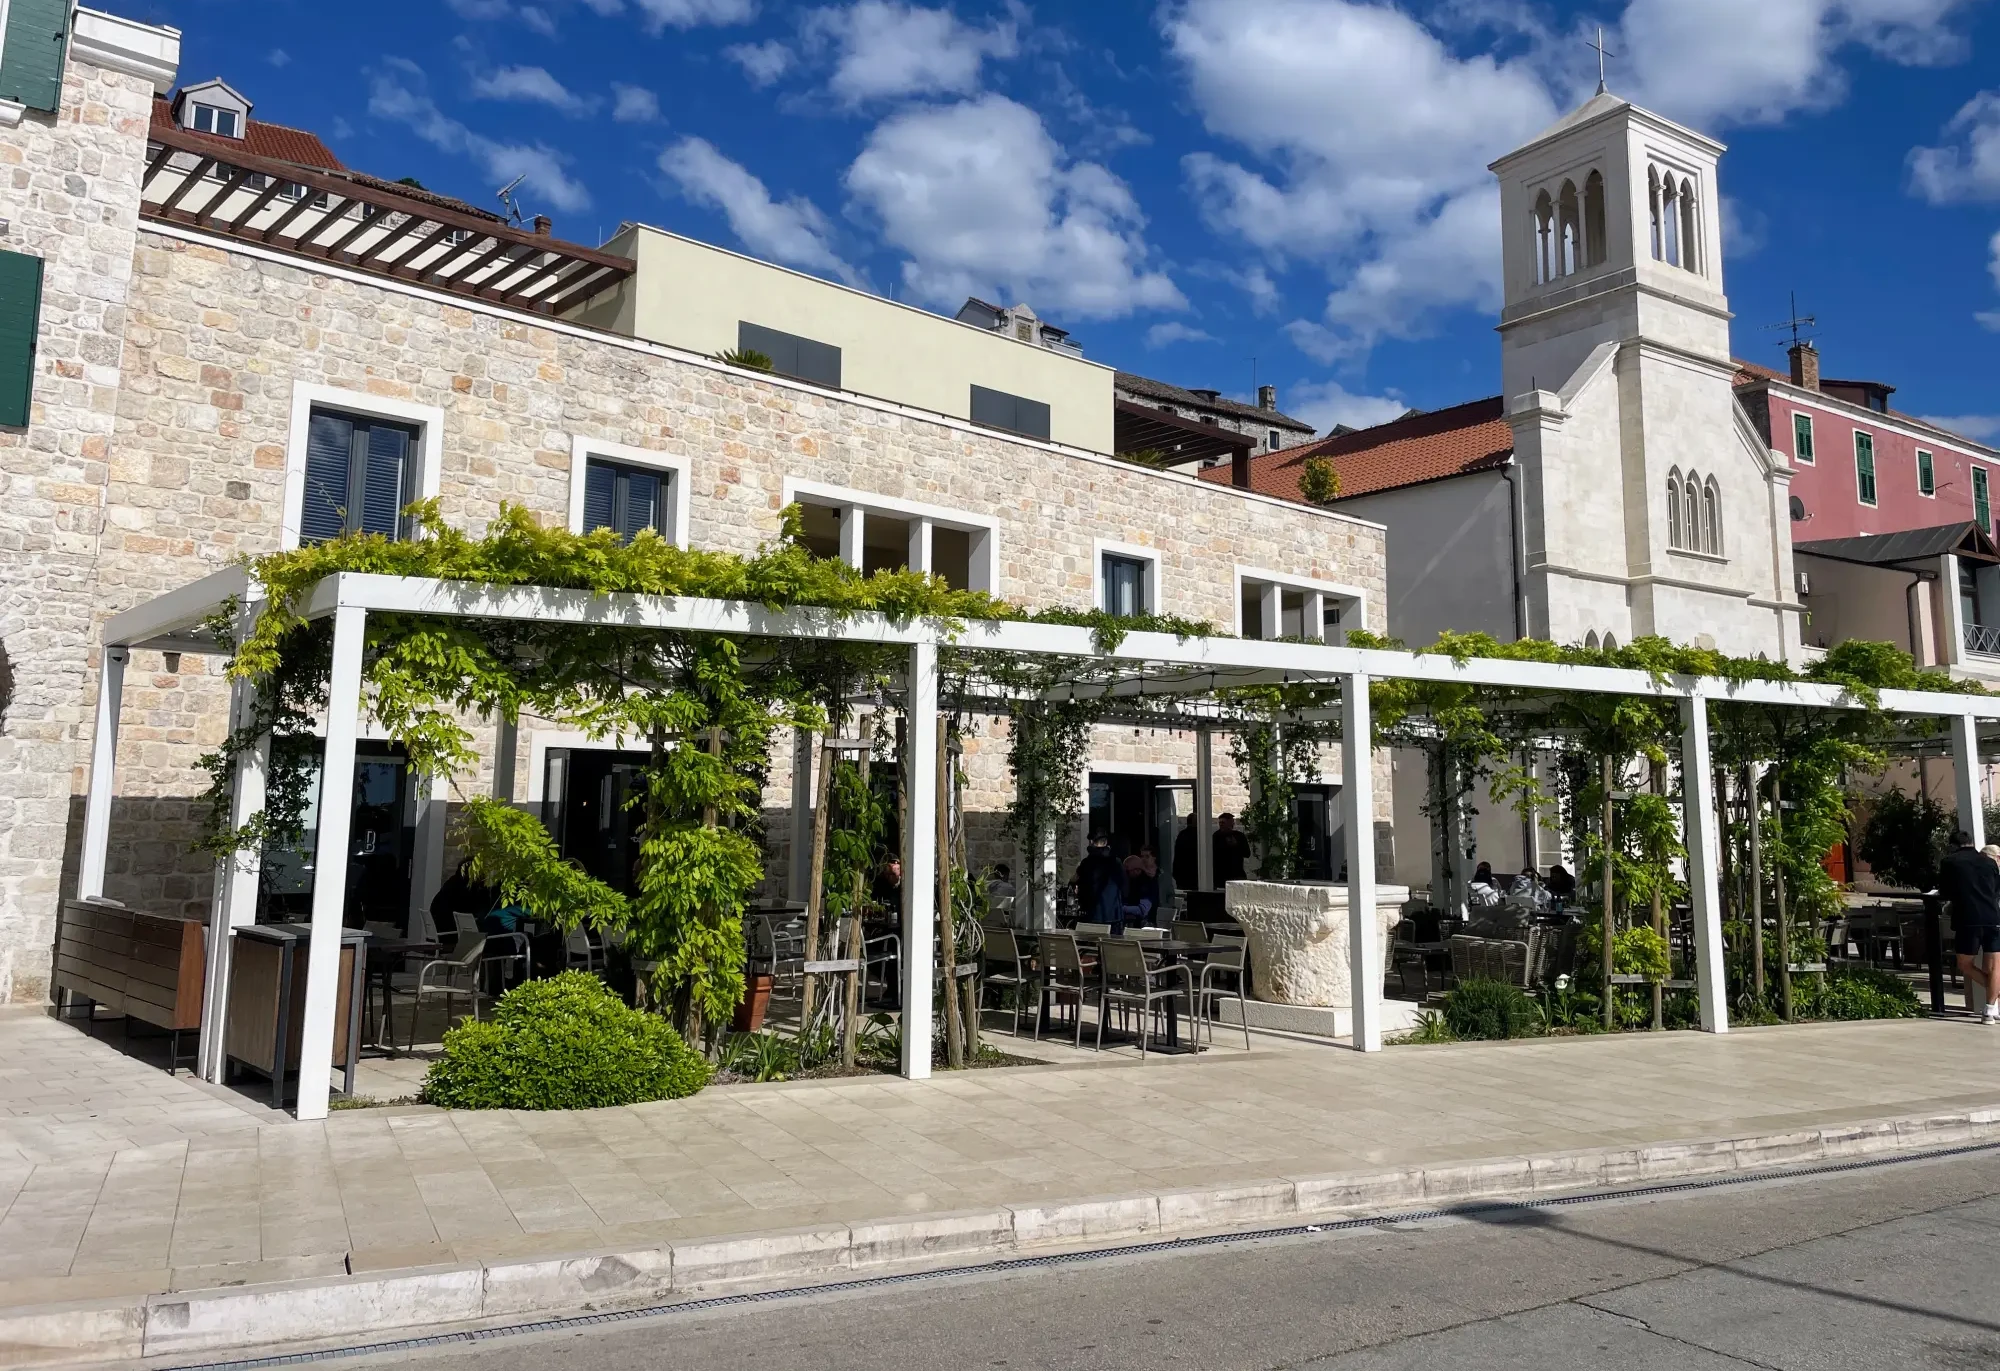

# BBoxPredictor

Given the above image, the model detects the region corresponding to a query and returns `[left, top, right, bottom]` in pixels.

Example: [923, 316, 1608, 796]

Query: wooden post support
[1773, 770, 1793, 1021]
[798, 739, 838, 1036]
[841, 914, 862, 1068]
[1651, 759, 1666, 1032]
[1601, 754, 1617, 1032]
[935, 716, 964, 1069]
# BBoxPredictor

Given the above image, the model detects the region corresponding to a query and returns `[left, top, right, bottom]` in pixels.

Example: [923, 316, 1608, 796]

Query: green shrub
[1814, 966, 1921, 1021]
[423, 972, 710, 1110]
[1443, 977, 1544, 1040]
[1394, 1009, 1457, 1044]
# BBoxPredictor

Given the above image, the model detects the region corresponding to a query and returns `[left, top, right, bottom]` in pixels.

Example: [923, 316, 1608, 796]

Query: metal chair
[406, 934, 486, 1051]
[1036, 931, 1098, 1048]
[1097, 937, 1191, 1058]
[1128, 926, 1166, 941]
[480, 930, 531, 995]
[565, 928, 603, 973]
[980, 925, 1035, 1035]
[1074, 922, 1112, 937]
[1171, 920, 1210, 945]
[1192, 941, 1251, 1050]
[749, 915, 807, 997]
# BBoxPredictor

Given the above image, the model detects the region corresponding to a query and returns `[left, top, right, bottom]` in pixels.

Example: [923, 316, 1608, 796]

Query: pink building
[1736, 343, 2000, 543]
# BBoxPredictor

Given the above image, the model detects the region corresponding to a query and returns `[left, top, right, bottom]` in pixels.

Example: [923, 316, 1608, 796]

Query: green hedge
[1813, 966, 1921, 1021]
[423, 972, 711, 1110]
[1443, 977, 1544, 1040]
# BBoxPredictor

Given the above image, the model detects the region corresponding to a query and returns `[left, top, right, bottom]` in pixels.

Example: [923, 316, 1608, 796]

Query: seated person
[1545, 863, 1578, 904]
[1122, 849, 1161, 928]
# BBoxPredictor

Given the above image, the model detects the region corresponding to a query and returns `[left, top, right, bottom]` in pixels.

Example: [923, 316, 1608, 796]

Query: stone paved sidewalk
[2, 1005, 1995, 1312]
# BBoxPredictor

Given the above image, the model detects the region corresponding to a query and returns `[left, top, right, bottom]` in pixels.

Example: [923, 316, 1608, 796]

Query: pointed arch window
[1583, 170, 1607, 267]
[1666, 468, 1684, 548]
[1585, 630, 1601, 651]
[1533, 190, 1556, 284]
[1648, 167, 1663, 261]
[1661, 175, 1682, 267]
[1558, 180, 1581, 277]
[1678, 177, 1700, 275]
[1701, 477, 1723, 555]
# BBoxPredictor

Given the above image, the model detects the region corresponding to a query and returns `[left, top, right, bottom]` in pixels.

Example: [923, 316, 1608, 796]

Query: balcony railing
[1965, 622, 2000, 657]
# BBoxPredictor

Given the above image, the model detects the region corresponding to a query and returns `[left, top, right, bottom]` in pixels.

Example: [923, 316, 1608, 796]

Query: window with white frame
[783, 479, 996, 592]
[191, 103, 240, 138]
[568, 438, 687, 546]
[285, 384, 443, 551]
[1102, 552, 1153, 616]
[1236, 569, 1365, 644]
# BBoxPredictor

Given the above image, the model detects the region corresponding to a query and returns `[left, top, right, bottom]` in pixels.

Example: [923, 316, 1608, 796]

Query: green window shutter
[1855, 432, 1876, 505]
[1792, 412, 1813, 464]
[0, 249, 44, 427]
[0, 0, 71, 113]
[1918, 450, 1935, 496]
[1977, 468, 1991, 534]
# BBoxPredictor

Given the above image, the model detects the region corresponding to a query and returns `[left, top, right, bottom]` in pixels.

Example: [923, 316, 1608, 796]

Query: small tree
[1299, 455, 1340, 505]
[1855, 787, 1954, 891]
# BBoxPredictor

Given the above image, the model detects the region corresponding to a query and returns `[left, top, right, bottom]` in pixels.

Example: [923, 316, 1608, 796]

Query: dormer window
[191, 104, 240, 138]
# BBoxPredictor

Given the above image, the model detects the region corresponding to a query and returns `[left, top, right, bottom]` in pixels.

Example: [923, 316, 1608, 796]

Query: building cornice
[71, 7, 181, 93]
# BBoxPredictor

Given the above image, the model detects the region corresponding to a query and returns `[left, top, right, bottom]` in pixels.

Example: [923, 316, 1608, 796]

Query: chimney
[1231, 445, 1250, 490]
[1258, 384, 1277, 411]
[532, 215, 552, 237]
[1788, 341, 1819, 392]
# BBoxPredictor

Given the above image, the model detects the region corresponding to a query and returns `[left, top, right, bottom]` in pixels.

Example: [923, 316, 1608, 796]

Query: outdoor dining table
[1062, 934, 1216, 1051]
[362, 936, 438, 1051]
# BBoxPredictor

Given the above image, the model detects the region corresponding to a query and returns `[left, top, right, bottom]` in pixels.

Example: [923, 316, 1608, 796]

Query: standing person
[1124, 848, 1161, 927]
[1938, 830, 2000, 1022]
[1075, 834, 1126, 932]
[1212, 813, 1251, 886]
[1172, 814, 1200, 893]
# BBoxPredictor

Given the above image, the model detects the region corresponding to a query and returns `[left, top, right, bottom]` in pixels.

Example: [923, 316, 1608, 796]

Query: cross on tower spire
[1587, 25, 1617, 95]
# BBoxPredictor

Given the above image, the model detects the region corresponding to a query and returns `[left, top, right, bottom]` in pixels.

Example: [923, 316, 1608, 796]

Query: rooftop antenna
[1763, 291, 1816, 349]
[495, 173, 527, 228]
[1586, 25, 1617, 95]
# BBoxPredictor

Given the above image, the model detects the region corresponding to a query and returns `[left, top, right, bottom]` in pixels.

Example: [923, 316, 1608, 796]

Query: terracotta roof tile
[1200, 395, 1513, 502]
[152, 95, 343, 171]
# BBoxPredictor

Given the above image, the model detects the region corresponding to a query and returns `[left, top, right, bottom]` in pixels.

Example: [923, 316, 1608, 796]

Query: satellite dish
[1789, 495, 1808, 522]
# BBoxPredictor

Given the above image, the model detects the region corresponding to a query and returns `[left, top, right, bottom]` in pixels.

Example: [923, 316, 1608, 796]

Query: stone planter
[1224, 880, 1410, 1008]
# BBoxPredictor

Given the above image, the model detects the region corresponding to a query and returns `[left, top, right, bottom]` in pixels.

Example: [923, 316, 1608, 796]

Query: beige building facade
[0, 10, 1388, 1002]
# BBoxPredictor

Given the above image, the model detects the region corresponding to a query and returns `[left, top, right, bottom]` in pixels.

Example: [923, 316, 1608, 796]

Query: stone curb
[5, 1105, 1997, 1369]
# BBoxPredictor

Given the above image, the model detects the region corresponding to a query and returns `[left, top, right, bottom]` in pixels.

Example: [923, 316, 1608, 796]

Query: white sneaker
[1985, 1004, 1999, 1023]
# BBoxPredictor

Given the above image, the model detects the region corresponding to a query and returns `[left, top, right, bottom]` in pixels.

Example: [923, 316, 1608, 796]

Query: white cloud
[1286, 380, 1408, 435]
[1617, 0, 1976, 128]
[805, 1, 1017, 105]
[446, 0, 512, 17]
[368, 59, 592, 212]
[1162, 0, 1979, 362]
[267, 48, 290, 68]
[1910, 90, 2000, 202]
[1979, 311, 2000, 331]
[471, 65, 596, 116]
[631, 0, 757, 31]
[845, 94, 1185, 321]
[611, 83, 661, 123]
[1924, 413, 2000, 441]
[726, 39, 794, 86]
[1144, 322, 1215, 348]
[1720, 194, 1768, 258]
[520, 6, 557, 36]
[659, 136, 860, 284]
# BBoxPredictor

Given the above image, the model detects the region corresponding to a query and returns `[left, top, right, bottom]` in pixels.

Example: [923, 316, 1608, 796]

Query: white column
[1954, 713, 1985, 848]
[1942, 553, 1968, 668]
[1342, 673, 1381, 1051]
[1304, 590, 1326, 642]
[1258, 583, 1282, 641]
[199, 679, 267, 1082]
[907, 517, 932, 576]
[77, 647, 128, 901]
[1194, 725, 1215, 891]
[968, 527, 995, 594]
[838, 506, 864, 569]
[1680, 692, 1729, 1033]
[297, 604, 366, 1121]
[788, 727, 814, 901]
[901, 639, 938, 1080]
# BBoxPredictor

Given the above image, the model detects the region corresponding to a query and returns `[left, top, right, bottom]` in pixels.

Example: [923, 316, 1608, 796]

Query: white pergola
[86, 567, 2000, 1121]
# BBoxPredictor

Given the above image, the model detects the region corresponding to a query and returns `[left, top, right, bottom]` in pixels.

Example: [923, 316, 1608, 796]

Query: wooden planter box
[52, 898, 205, 1070]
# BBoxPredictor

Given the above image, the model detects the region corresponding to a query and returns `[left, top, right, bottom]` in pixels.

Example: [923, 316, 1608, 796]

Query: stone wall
[8, 201, 1389, 997]
[0, 58, 156, 1002]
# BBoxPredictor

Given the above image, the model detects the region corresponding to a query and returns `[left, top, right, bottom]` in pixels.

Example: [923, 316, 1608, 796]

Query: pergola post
[1195, 724, 1215, 892]
[199, 678, 267, 1082]
[1953, 713, 1985, 848]
[1342, 671, 1381, 1052]
[1680, 692, 1729, 1033]
[788, 727, 814, 902]
[77, 647, 128, 901]
[901, 639, 938, 1080]
[297, 604, 366, 1120]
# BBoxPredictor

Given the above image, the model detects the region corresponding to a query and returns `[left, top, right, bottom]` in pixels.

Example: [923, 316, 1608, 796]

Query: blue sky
[148, 0, 2000, 438]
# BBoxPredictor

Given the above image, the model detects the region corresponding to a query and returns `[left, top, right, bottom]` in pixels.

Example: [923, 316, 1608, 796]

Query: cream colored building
[571, 224, 1117, 455]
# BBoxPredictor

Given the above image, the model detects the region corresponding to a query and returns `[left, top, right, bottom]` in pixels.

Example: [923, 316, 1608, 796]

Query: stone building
[1113, 373, 1317, 469]
[0, 8, 1388, 1002]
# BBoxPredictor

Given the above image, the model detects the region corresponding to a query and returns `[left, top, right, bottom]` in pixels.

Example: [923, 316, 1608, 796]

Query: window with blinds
[1101, 552, 1152, 616]
[582, 457, 673, 543]
[300, 409, 420, 545]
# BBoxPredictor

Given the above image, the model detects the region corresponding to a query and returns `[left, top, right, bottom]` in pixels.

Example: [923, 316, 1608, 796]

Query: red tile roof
[151, 95, 342, 171]
[1733, 356, 1785, 387]
[1200, 395, 1513, 502]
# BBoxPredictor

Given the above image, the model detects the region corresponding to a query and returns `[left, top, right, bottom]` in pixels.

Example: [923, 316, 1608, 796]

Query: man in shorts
[1938, 831, 2000, 1021]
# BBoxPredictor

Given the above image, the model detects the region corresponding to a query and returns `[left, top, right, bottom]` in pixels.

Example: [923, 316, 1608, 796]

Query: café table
[1068, 934, 1214, 1051]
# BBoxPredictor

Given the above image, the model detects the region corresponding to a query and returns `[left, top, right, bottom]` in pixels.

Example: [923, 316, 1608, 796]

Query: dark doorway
[259, 741, 417, 928]
[1087, 773, 1190, 902]
[1294, 783, 1341, 882]
[546, 748, 648, 896]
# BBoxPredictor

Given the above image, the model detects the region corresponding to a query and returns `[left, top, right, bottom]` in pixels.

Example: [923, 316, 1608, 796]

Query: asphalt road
[327, 1148, 2000, 1371]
